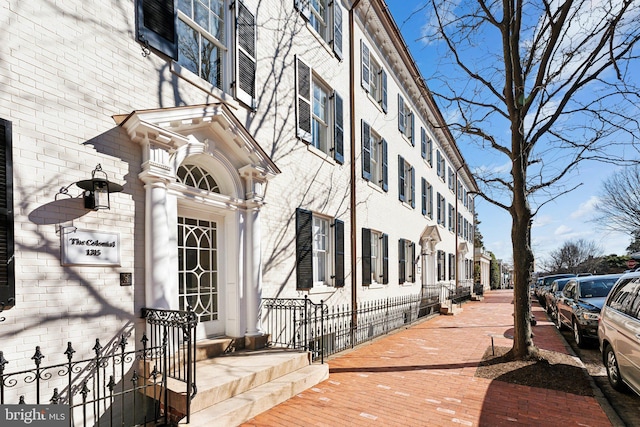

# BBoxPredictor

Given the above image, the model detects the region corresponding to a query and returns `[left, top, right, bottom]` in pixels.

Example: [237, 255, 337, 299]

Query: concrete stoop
[439, 303, 463, 315]
[471, 294, 484, 301]
[174, 349, 329, 426]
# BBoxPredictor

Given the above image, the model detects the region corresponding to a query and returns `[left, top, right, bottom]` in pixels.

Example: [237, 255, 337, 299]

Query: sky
[386, 1, 635, 268]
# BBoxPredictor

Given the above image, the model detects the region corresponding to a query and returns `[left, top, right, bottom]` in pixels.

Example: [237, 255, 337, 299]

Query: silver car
[598, 272, 640, 396]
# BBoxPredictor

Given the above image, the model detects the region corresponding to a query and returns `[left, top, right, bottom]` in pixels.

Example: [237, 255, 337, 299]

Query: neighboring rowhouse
[0, 0, 477, 422]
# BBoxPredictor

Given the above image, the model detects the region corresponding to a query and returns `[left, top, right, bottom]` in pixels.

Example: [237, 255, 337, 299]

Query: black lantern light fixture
[76, 164, 123, 210]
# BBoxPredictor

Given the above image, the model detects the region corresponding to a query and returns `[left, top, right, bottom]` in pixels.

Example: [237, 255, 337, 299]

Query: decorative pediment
[420, 225, 442, 245]
[115, 104, 280, 184]
[458, 242, 470, 256]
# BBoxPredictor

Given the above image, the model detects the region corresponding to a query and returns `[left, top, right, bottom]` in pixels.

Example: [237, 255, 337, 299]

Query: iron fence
[261, 294, 424, 362]
[0, 334, 163, 427]
[0, 308, 197, 427]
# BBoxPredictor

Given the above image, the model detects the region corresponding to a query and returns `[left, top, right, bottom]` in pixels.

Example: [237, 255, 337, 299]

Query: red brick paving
[242, 290, 612, 427]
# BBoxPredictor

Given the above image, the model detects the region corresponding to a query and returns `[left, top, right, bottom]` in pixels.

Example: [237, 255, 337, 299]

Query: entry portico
[117, 104, 279, 343]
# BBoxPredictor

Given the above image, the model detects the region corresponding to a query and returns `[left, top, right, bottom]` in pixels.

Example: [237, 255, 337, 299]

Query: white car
[598, 272, 640, 396]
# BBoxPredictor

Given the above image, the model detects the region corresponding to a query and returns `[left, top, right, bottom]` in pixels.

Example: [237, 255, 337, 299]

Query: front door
[177, 215, 225, 338]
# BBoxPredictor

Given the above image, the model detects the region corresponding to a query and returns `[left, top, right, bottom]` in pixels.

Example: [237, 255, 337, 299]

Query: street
[540, 309, 640, 426]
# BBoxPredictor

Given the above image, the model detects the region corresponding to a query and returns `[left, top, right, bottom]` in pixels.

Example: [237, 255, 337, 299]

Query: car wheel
[573, 319, 585, 348]
[555, 312, 564, 330]
[604, 344, 627, 391]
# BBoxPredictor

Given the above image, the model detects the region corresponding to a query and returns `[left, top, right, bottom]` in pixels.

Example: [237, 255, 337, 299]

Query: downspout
[349, 0, 361, 335]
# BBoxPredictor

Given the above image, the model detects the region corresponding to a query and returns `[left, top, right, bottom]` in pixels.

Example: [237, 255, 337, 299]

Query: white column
[245, 206, 262, 336]
[143, 179, 172, 309]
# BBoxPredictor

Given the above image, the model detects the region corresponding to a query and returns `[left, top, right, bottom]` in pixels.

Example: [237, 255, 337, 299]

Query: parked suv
[598, 272, 640, 396]
[556, 274, 622, 347]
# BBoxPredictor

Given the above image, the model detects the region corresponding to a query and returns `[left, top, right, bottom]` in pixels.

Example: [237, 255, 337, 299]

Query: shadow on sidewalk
[329, 361, 480, 374]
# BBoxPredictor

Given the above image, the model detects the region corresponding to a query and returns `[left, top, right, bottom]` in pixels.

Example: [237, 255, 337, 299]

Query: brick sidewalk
[242, 289, 612, 427]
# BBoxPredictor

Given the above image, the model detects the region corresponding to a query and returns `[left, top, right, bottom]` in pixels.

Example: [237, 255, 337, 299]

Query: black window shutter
[334, 219, 345, 287]
[381, 69, 387, 113]
[362, 121, 371, 180]
[333, 3, 343, 60]
[382, 233, 389, 284]
[398, 155, 405, 202]
[398, 239, 405, 284]
[334, 92, 344, 164]
[295, 208, 313, 289]
[0, 119, 14, 308]
[136, 0, 177, 59]
[235, 2, 257, 108]
[410, 166, 415, 208]
[361, 41, 370, 92]
[381, 138, 388, 192]
[410, 243, 416, 283]
[421, 127, 426, 159]
[421, 177, 427, 216]
[362, 228, 371, 285]
[295, 56, 312, 143]
[410, 113, 415, 146]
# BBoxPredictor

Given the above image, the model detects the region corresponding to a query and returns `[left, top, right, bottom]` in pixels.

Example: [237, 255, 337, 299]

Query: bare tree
[410, 0, 640, 359]
[543, 239, 603, 273]
[594, 165, 640, 236]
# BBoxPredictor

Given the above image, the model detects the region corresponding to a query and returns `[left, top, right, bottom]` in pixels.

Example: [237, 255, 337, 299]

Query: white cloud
[570, 196, 599, 219]
[554, 224, 573, 237]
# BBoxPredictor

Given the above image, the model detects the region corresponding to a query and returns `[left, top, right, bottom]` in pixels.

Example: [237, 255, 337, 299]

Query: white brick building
[0, 0, 477, 422]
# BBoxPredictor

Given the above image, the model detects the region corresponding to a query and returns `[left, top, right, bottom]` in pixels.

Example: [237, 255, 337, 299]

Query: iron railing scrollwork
[141, 306, 198, 424]
[0, 307, 197, 426]
[0, 333, 164, 426]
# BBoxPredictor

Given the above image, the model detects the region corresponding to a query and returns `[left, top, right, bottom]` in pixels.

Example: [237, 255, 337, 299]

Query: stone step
[181, 363, 329, 426]
[440, 303, 463, 315]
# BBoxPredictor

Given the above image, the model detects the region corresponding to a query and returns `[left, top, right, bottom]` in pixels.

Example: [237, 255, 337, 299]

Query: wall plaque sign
[61, 227, 121, 266]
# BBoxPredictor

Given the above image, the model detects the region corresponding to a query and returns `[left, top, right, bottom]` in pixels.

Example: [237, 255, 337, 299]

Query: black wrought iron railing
[0, 334, 164, 426]
[261, 294, 423, 363]
[141, 307, 198, 424]
[0, 308, 197, 427]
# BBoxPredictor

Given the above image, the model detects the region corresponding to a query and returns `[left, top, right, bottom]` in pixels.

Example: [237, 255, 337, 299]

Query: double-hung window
[137, 0, 256, 107]
[397, 95, 415, 145]
[398, 239, 416, 284]
[449, 254, 456, 280]
[361, 41, 388, 112]
[296, 56, 344, 163]
[398, 155, 415, 208]
[448, 167, 455, 192]
[437, 250, 445, 281]
[0, 119, 14, 309]
[421, 127, 432, 166]
[296, 208, 344, 289]
[362, 229, 389, 285]
[361, 121, 387, 190]
[436, 193, 445, 227]
[448, 203, 455, 232]
[421, 178, 433, 219]
[436, 150, 446, 181]
[295, 0, 343, 59]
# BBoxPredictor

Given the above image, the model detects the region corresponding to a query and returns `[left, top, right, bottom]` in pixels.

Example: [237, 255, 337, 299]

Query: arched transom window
[177, 164, 220, 193]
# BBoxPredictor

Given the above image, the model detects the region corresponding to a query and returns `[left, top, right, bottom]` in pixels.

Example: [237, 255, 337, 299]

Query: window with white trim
[362, 228, 388, 285]
[296, 56, 344, 163]
[436, 150, 446, 181]
[361, 121, 388, 190]
[398, 155, 415, 208]
[136, 0, 256, 107]
[421, 127, 432, 166]
[295, 0, 343, 59]
[398, 238, 416, 284]
[449, 253, 456, 280]
[436, 192, 445, 227]
[437, 250, 446, 281]
[361, 41, 387, 112]
[397, 95, 415, 145]
[448, 203, 455, 232]
[421, 178, 433, 219]
[448, 167, 455, 192]
[296, 208, 344, 289]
